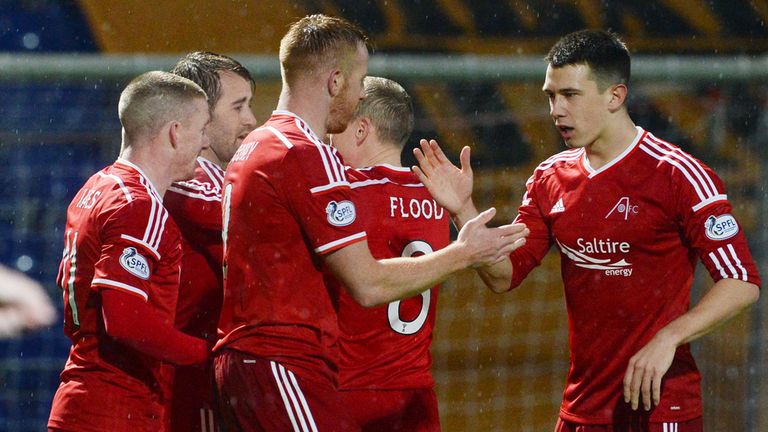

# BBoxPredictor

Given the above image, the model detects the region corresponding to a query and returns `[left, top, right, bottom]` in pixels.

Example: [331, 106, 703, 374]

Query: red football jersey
[510, 127, 761, 424]
[329, 165, 450, 390]
[164, 156, 225, 432]
[215, 111, 367, 385]
[49, 158, 182, 431]
[165, 156, 224, 340]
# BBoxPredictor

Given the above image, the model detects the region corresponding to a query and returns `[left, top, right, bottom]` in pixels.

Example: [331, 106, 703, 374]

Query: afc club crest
[326, 200, 356, 226]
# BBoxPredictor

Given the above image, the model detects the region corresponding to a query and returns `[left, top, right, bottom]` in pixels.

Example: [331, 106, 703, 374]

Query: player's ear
[328, 68, 343, 98]
[356, 117, 370, 145]
[608, 83, 628, 112]
[167, 121, 181, 149]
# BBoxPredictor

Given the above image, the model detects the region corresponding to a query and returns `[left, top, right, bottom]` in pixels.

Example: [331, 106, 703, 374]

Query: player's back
[332, 165, 450, 390]
[216, 111, 367, 384]
[51, 158, 182, 431]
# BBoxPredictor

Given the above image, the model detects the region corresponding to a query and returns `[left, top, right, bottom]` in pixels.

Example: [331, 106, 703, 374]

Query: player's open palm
[456, 208, 528, 267]
[623, 332, 677, 411]
[412, 139, 473, 215]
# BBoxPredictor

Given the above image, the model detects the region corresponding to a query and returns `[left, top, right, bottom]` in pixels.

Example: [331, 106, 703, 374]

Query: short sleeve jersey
[510, 127, 761, 424]
[49, 158, 182, 431]
[214, 111, 367, 384]
[329, 165, 450, 390]
[165, 156, 225, 340]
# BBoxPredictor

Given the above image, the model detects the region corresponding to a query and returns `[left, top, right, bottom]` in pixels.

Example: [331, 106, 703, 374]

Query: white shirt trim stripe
[643, 135, 718, 198]
[309, 181, 351, 194]
[266, 125, 295, 149]
[315, 232, 367, 254]
[707, 251, 730, 279]
[717, 247, 740, 279]
[691, 194, 728, 212]
[646, 133, 719, 196]
[639, 143, 708, 203]
[97, 172, 134, 202]
[92, 278, 148, 301]
[120, 234, 161, 260]
[198, 157, 224, 190]
[349, 178, 424, 189]
[726, 243, 748, 281]
[585, 126, 644, 178]
[165, 187, 222, 202]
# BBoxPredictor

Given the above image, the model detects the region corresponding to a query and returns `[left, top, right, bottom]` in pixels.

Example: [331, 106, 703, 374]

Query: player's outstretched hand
[622, 331, 677, 411]
[456, 208, 528, 267]
[0, 265, 56, 338]
[412, 139, 473, 218]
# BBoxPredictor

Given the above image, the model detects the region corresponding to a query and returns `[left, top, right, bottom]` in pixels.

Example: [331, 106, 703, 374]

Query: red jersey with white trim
[49, 158, 182, 431]
[165, 156, 224, 340]
[329, 165, 449, 390]
[164, 157, 224, 432]
[509, 127, 761, 424]
[215, 111, 367, 385]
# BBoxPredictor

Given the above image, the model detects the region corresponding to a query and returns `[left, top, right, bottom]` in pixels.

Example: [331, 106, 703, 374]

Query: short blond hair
[279, 14, 368, 85]
[118, 71, 207, 142]
[355, 77, 414, 148]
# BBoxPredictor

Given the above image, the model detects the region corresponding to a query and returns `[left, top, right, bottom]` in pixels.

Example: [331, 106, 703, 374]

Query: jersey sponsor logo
[605, 196, 639, 220]
[389, 196, 445, 220]
[550, 197, 565, 214]
[556, 238, 633, 277]
[119, 247, 150, 280]
[326, 200, 356, 226]
[704, 214, 739, 241]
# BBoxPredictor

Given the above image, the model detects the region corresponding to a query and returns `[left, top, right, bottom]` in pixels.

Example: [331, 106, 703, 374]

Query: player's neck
[585, 115, 637, 170]
[119, 147, 173, 196]
[361, 143, 402, 168]
[276, 85, 328, 138]
[199, 148, 225, 170]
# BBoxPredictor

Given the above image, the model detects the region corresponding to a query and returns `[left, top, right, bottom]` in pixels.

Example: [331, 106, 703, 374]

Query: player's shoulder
[348, 164, 421, 188]
[530, 147, 584, 182]
[167, 157, 223, 202]
[636, 130, 721, 183]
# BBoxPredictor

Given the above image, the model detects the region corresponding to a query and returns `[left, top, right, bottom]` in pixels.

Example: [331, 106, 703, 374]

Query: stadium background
[1, 0, 766, 430]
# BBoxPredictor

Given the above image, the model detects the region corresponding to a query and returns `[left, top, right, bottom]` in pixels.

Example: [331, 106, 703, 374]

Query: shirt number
[387, 240, 434, 335]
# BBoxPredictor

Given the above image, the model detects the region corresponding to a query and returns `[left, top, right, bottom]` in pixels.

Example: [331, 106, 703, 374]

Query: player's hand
[412, 139, 474, 220]
[622, 330, 677, 411]
[456, 208, 528, 267]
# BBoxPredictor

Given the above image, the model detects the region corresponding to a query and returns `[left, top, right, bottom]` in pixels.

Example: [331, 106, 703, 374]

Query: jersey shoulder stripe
[638, 134, 726, 211]
[96, 172, 134, 203]
[526, 149, 583, 186]
[294, 118, 349, 192]
[198, 157, 225, 190]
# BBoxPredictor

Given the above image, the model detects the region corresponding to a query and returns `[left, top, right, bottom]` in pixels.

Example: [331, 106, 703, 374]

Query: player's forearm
[102, 289, 210, 365]
[654, 279, 759, 347]
[363, 242, 470, 305]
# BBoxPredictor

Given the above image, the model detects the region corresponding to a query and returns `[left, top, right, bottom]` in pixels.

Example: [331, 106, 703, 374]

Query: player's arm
[324, 207, 527, 307]
[102, 288, 210, 365]
[624, 168, 761, 411]
[623, 278, 758, 411]
[411, 139, 523, 293]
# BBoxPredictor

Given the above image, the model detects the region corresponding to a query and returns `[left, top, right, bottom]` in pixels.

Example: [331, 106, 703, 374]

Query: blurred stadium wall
[1, 1, 766, 431]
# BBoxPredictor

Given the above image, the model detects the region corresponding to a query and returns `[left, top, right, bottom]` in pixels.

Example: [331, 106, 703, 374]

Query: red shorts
[339, 388, 440, 432]
[555, 417, 703, 432]
[214, 350, 359, 432]
[170, 361, 217, 432]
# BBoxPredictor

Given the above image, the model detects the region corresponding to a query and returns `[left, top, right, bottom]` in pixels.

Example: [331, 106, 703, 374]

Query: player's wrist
[451, 201, 479, 229]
